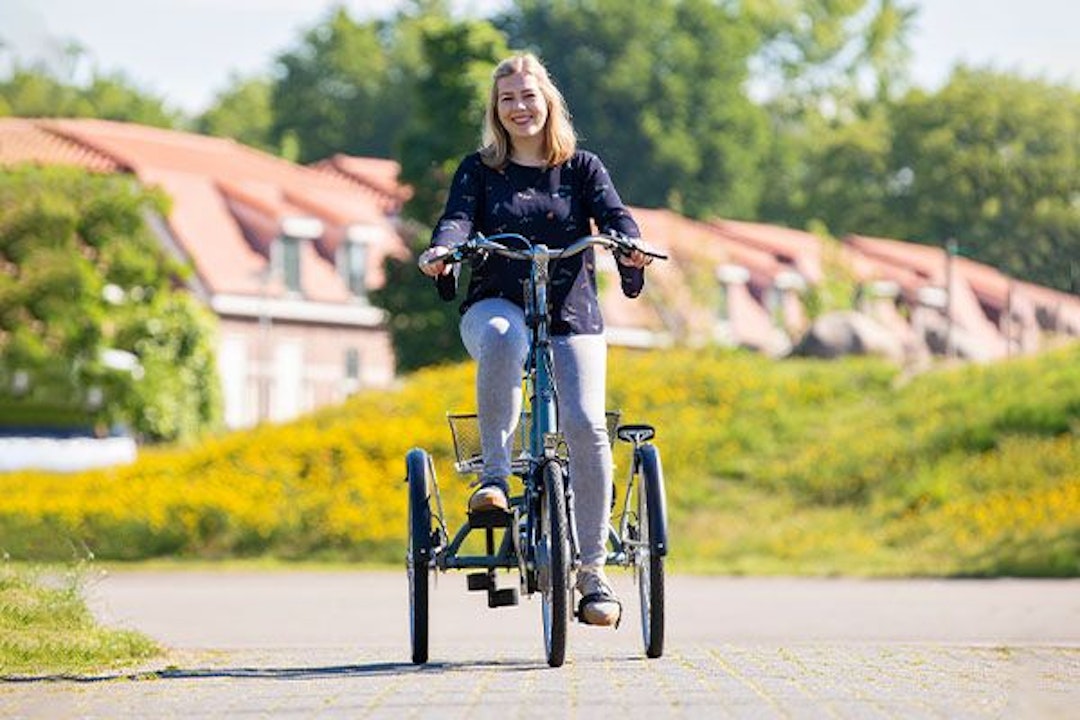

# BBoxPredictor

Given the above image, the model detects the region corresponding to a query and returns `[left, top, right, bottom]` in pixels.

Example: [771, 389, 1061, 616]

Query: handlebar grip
[613, 242, 668, 261]
[434, 269, 457, 301]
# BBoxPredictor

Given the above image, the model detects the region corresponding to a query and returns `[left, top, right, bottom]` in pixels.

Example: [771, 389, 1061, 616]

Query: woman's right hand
[418, 246, 451, 277]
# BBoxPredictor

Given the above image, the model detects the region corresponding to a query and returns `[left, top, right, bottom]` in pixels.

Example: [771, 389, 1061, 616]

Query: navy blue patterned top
[430, 150, 644, 336]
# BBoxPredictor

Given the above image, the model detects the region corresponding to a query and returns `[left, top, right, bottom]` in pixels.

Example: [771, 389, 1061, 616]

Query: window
[276, 236, 302, 293]
[717, 284, 730, 321]
[273, 216, 323, 295]
[343, 241, 368, 298]
[345, 347, 360, 380]
[343, 347, 361, 395]
[342, 224, 379, 300]
[715, 264, 749, 321]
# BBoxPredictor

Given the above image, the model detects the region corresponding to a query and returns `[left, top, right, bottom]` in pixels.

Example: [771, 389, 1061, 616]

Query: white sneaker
[576, 566, 621, 627]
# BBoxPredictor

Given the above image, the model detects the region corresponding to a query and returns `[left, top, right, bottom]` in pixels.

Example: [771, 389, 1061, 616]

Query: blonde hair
[480, 53, 577, 169]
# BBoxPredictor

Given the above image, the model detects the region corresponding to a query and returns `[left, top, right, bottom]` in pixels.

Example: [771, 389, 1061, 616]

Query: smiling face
[496, 72, 549, 152]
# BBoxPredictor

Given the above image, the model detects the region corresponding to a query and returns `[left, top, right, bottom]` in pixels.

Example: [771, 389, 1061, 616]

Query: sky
[1, 0, 1078, 115]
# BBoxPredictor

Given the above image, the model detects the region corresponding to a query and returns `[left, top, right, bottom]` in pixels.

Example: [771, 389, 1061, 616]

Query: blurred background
[0, 1, 1077, 578]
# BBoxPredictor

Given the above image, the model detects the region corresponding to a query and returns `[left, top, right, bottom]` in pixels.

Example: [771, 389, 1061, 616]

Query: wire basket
[447, 411, 621, 475]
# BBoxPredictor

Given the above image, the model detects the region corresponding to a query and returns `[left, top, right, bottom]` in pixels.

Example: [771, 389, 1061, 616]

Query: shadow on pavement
[0, 657, 555, 683]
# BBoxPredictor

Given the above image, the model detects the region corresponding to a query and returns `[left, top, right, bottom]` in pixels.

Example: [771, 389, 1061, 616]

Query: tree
[761, 66, 1080, 295]
[754, 0, 918, 229]
[746, 0, 916, 110]
[368, 7, 508, 371]
[196, 74, 276, 153]
[500, 0, 768, 219]
[270, 7, 396, 163]
[0, 66, 178, 127]
[397, 15, 509, 224]
[884, 68, 1080, 292]
[0, 166, 221, 441]
[760, 103, 896, 235]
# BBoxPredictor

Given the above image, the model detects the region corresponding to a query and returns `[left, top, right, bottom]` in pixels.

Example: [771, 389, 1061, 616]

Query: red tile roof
[630, 207, 791, 350]
[712, 219, 824, 284]
[0, 118, 124, 173]
[0, 119, 410, 304]
[310, 154, 413, 213]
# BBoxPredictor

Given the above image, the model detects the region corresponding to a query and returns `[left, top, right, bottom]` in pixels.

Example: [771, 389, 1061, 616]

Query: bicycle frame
[431, 233, 655, 575]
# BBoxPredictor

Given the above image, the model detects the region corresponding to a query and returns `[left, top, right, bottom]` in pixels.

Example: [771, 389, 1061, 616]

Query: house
[621, 208, 790, 353]
[0, 118, 410, 429]
[612, 209, 1080, 362]
[845, 234, 1080, 360]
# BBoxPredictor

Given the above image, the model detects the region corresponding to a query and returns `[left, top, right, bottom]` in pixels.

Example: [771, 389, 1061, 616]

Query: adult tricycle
[406, 232, 668, 667]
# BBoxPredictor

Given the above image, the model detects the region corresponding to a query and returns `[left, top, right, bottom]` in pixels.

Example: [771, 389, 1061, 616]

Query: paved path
[2, 570, 1078, 718]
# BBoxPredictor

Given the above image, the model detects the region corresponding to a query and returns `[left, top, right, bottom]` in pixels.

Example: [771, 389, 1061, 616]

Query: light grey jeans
[460, 298, 613, 568]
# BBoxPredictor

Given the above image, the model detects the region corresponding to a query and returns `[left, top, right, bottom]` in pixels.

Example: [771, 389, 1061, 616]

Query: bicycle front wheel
[537, 461, 571, 667]
[636, 444, 666, 659]
[406, 448, 433, 665]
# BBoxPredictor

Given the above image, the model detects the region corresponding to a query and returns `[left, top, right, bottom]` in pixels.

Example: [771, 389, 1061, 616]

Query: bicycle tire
[406, 448, 433, 665]
[538, 461, 570, 667]
[637, 443, 666, 659]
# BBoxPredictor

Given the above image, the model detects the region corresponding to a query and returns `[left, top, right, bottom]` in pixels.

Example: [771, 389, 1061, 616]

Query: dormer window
[273, 216, 324, 296]
[715, 264, 750, 321]
[341, 224, 379, 300]
[342, 241, 367, 297]
[276, 236, 302, 293]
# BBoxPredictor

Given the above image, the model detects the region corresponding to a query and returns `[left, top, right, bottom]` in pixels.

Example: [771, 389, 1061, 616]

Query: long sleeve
[580, 153, 645, 298]
[431, 154, 484, 250]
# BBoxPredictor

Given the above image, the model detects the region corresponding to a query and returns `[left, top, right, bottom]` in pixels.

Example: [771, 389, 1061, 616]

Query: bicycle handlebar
[422, 232, 667, 269]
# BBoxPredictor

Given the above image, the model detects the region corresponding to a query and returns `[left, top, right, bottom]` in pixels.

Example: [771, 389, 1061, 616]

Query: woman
[418, 53, 651, 627]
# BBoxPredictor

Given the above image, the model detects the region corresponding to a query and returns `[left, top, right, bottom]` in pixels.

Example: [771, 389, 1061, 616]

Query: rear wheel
[406, 448, 434, 664]
[635, 444, 666, 659]
[537, 461, 570, 667]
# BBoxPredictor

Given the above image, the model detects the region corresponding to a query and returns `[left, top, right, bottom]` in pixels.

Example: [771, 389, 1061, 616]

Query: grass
[0, 563, 160, 676]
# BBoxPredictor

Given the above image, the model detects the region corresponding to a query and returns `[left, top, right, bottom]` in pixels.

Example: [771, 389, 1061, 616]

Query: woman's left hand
[617, 248, 652, 268]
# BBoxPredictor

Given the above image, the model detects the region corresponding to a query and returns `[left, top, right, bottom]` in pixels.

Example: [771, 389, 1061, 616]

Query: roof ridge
[36, 119, 135, 173]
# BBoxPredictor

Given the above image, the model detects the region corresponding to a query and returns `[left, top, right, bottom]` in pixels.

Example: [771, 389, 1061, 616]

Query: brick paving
[2, 572, 1078, 718]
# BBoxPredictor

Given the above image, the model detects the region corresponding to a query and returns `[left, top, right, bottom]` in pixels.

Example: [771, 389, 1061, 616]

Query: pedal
[488, 587, 519, 608]
[467, 572, 493, 592]
[468, 509, 513, 529]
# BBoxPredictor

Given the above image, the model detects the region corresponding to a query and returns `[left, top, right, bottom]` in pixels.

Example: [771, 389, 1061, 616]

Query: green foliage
[397, 15, 509, 224]
[195, 74, 276, 152]
[270, 7, 399, 162]
[799, 229, 860, 318]
[501, 0, 768, 218]
[762, 65, 1080, 295]
[0, 67, 178, 127]
[0, 166, 221, 441]
[886, 68, 1080, 292]
[112, 293, 223, 442]
[747, 0, 917, 106]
